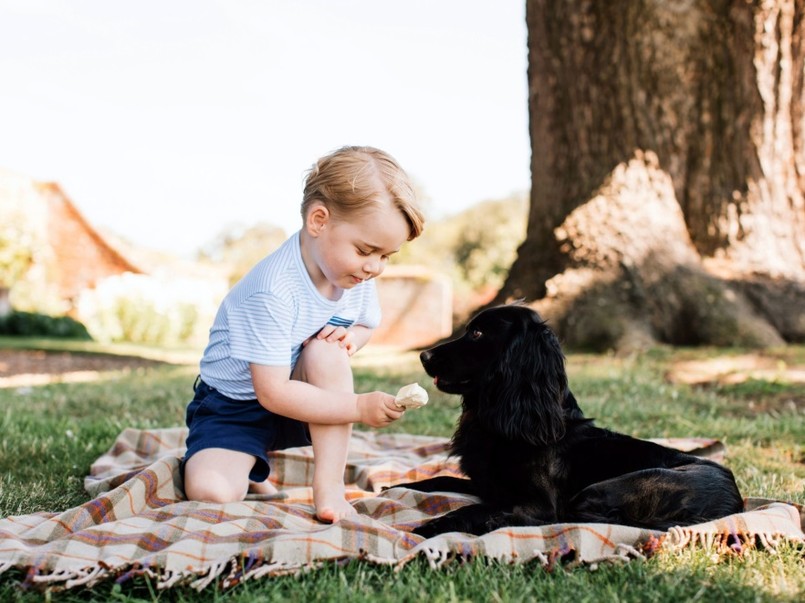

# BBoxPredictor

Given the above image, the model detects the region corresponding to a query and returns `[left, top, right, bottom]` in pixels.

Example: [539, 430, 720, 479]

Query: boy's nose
[363, 259, 381, 276]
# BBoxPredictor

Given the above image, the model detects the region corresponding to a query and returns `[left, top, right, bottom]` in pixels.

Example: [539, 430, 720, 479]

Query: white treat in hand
[394, 383, 429, 409]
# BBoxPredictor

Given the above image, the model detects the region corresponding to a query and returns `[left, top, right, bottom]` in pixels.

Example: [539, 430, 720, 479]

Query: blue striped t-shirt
[199, 230, 381, 400]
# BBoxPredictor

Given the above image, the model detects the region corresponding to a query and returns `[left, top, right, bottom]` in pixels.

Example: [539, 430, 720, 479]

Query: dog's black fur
[397, 305, 744, 538]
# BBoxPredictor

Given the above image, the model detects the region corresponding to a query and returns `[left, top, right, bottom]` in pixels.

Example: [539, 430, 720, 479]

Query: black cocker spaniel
[397, 304, 743, 538]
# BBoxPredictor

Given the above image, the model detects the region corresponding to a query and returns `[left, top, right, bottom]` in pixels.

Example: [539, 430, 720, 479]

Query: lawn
[0, 340, 803, 602]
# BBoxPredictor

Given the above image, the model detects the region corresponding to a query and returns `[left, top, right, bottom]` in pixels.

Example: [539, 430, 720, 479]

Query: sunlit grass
[0, 340, 803, 601]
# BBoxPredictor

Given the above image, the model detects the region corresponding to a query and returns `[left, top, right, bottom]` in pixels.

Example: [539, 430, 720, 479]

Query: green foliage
[451, 198, 527, 290]
[92, 296, 200, 346]
[75, 273, 220, 347]
[197, 222, 287, 286]
[0, 242, 32, 289]
[0, 211, 36, 288]
[0, 311, 91, 339]
[393, 193, 528, 311]
[5, 277, 71, 317]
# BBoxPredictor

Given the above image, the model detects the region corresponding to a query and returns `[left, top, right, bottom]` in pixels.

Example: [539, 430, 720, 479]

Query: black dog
[397, 304, 743, 537]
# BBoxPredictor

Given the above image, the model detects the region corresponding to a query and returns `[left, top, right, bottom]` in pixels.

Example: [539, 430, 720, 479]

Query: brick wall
[39, 183, 140, 302]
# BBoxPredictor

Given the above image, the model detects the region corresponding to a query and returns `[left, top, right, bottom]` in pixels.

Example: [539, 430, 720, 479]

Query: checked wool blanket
[0, 427, 803, 591]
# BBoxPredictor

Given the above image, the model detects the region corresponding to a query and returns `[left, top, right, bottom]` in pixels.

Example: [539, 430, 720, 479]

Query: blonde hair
[301, 146, 424, 240]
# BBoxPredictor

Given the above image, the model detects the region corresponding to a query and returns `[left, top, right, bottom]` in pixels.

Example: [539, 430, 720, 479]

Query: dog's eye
[469, 329, 483, 340]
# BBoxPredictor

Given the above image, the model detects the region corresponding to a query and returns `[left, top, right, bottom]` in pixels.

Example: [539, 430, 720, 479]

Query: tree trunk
[497, 0, 805, 350]
[0, 286, 10, 318]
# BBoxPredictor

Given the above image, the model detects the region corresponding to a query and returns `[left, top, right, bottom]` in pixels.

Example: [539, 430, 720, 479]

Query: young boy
[183, 146, 425, 522]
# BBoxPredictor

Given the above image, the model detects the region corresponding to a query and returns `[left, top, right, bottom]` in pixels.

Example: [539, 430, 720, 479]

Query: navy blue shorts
[183, 378, 311, 482]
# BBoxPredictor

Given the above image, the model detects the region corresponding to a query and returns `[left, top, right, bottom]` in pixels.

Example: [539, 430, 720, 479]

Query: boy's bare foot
[314, 483, 357, 523]
[248, 480, 279, 496]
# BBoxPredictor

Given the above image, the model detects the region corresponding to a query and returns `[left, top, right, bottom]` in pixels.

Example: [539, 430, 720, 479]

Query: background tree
[197, 222, 286, 286]
[496, 0, 805, 350]
[392, 193, 528, 321]
[0, 206, 37, 317]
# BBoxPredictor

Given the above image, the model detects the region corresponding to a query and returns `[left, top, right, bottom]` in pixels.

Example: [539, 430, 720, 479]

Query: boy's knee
[183, 461, 248, 503]
[294, 338, 352, 385]
[185, 475, 246, 503]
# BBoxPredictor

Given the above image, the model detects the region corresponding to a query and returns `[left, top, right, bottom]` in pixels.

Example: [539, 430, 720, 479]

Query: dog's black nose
[419, 350, 432, 365]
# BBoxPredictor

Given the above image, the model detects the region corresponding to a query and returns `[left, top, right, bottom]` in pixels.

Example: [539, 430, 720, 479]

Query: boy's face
[304, 198, 410, 297]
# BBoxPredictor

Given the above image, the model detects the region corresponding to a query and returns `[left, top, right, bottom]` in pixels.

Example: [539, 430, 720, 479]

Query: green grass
[0, 341, 803, 601]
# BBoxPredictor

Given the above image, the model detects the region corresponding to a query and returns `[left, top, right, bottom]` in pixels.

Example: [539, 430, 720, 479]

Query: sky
[0, 0, 530, 258]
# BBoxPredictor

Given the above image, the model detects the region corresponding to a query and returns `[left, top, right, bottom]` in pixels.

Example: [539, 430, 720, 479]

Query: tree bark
[0, 286, 11, 319]
[497, 0, 805, 350]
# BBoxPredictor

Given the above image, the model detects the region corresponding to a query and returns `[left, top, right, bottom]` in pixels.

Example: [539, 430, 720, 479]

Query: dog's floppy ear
[479, 316, 567, 446]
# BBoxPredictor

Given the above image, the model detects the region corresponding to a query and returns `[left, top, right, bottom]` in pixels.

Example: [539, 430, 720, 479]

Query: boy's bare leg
[293, 338, 357, 522]
[249, 479, 278, 495]
[308, 422, 355, 521]
[184, 447, 258, 503]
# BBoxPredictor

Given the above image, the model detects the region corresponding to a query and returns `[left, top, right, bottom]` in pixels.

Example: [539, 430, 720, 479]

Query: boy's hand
[356, 392, 405, 427]
[310, 325, 357, 356]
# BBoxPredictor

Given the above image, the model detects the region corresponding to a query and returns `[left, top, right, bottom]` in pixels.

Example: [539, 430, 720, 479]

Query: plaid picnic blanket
[0, 427, 802, 591]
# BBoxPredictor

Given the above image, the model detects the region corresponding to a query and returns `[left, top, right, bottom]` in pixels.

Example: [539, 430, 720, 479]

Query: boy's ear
[306, 202, 330, 236]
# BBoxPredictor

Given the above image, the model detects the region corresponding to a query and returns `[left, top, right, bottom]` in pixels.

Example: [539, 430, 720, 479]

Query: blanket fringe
[530, 549, 550, 567]
[183, 554, 326, 591]
[359, 552, 399, 567]
[27, 566, 110, 590]
[218, 555, 319, 590]
[14, 555, 358, 593]
[612, 543, 647, 563]
[421, 546, 453, 569]
[63, 565, 107, 589]
[664, 527, 795, 555]
[229, 560, 302, 585]
[6, 525, 800, 594]
[158, 569, 188, 589]
[189, 560, 229, 591]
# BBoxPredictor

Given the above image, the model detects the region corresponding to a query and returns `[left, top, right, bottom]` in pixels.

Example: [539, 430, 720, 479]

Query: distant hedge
[0, 311, 92, 340]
